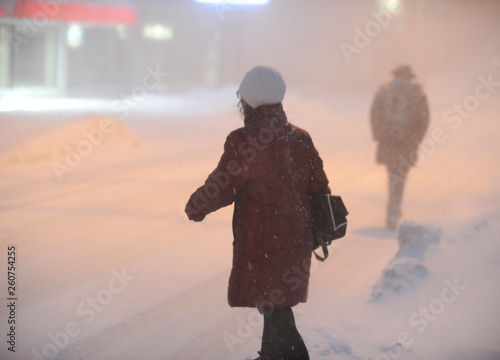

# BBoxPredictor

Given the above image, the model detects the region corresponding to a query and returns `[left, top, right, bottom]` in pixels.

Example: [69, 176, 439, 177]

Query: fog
[197, 0, 500, 93]
[2, 0, 500, 100]
[1, 1, 500, 360]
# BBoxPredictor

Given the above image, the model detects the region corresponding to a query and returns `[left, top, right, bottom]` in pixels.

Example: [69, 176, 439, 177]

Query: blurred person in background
[370, 65, 429, 230]
[185, 66, 331, 360]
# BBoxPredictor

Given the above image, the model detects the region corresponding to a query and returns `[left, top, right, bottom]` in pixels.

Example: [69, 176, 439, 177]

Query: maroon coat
[186, 104, 330, 309]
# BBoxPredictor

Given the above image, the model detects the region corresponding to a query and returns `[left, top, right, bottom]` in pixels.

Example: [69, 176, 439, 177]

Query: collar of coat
[244, 103, 287, 130]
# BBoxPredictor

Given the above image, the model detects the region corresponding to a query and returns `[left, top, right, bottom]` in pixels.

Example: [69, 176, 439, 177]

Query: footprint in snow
[310, 329, 362, 359]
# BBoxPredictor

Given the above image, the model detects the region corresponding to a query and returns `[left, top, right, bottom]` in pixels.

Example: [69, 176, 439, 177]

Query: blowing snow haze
[0, 1, 499, 360]
[1, 0, 499, 101]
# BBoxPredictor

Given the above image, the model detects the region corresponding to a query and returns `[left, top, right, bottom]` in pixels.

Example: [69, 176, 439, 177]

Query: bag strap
[329, 194, 348, 231]
[327, 194, 336, 228]
[313, 237, 329, 262]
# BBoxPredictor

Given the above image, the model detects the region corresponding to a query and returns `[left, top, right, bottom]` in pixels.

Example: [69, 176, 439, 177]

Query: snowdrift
[370, 222, 441, 301]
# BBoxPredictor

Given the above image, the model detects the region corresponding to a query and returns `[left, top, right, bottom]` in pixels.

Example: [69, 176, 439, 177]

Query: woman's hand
[191, 214, 205, 222]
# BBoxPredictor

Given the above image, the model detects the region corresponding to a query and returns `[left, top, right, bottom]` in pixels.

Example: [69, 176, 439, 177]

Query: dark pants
[387, 163, 410, 229]
[260, 306, 309, 360]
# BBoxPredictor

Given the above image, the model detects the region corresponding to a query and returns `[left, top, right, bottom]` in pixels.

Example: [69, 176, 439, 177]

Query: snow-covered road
[1, 89, 499, 359]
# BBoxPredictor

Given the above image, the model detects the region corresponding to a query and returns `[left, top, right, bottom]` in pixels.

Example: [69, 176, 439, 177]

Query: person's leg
[387, 163, 409, 230]
[260, 308, 281, 359]
[260, 307, 309, 360]
[280, 307, 309, 360]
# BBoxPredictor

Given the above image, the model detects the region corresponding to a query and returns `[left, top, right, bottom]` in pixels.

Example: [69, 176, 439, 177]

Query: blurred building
[0, 0, 257, 97]
[0, 0, 432, 98]
[0, 0, 138, 96]
[1, 0, 498, 99]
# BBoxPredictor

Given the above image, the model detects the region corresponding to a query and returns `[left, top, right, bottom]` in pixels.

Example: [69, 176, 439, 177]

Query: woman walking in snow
[185, 66, 330, 360]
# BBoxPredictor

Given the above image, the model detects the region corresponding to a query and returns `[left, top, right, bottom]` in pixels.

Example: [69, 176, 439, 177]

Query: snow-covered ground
[0, 83, 499, 360]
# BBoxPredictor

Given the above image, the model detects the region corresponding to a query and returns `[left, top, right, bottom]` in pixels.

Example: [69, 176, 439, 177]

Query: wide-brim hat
[391, 65, 415, 79]
[237, 66, 286, 109]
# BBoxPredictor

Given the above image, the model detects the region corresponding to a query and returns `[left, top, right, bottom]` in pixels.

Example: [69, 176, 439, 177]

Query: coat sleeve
[370, 87, 388, 142]
[185, 131, 250, 221]
[307, 135, 331, 195]
[414, 93, 430, 144]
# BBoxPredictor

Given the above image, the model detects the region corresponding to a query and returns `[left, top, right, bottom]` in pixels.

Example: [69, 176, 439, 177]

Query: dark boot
[253, 351, 276, 360]
[260, 307, 309, 360]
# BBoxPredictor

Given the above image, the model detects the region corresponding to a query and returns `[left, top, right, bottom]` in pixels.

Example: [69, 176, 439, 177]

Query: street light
[381, 0, 402, 13]
[67, 24, 84, 49]
[194, 0, 269, 5]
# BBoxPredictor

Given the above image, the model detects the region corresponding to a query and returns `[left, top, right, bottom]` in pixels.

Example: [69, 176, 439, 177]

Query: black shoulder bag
[309, 194, 349, 261]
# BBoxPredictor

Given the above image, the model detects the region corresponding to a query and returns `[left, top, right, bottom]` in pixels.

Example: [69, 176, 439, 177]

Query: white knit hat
[237, 66, 286, 108]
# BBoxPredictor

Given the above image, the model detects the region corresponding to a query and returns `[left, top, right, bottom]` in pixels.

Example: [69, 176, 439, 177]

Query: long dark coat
[185, 104, 330, 309]
[370, 79, 429, 167]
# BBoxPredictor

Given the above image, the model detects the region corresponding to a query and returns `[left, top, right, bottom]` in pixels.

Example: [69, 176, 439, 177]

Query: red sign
[12, 0, 137, 26]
